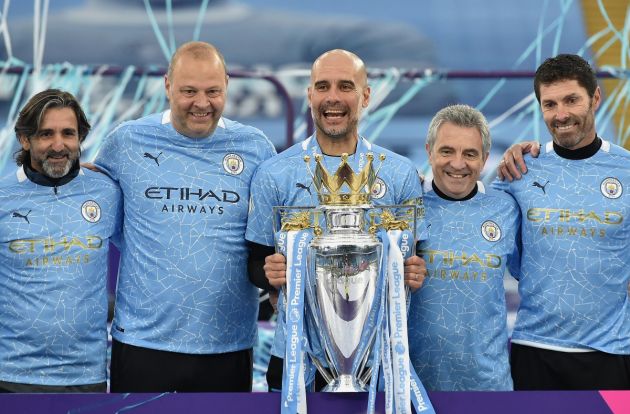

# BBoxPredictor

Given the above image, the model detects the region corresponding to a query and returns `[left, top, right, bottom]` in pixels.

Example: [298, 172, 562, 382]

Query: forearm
[247, 241, 276, 291]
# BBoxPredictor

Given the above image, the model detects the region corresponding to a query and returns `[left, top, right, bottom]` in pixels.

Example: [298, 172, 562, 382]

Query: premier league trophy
[275, 153, 416, 397]
[305, 153, 384, 392]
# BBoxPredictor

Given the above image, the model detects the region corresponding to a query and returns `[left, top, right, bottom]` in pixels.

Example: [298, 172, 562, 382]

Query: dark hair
[534, 54, 598, 102]
[14, 89, 90, 166]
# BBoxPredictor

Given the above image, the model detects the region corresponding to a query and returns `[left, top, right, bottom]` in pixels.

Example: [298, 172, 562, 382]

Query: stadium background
[0, 0, 628, 399]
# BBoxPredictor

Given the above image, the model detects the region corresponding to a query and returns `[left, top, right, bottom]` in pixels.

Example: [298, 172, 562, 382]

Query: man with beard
[493, 54, 630, 389]
[94, 41, 276, 392]
[245, 49, 427, 391]
[0, 89, 121, 392]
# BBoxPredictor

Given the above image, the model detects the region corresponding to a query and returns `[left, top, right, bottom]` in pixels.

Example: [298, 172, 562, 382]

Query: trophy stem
[322, 374, 367, 392]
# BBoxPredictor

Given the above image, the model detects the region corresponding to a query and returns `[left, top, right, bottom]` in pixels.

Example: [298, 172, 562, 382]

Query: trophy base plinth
[322, 375, 367, 392]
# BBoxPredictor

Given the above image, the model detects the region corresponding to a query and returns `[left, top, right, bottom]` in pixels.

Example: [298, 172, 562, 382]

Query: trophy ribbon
[368, 229, 436, 414]
[388, 229, 412, 413]
[279, 229, 313, 414]
[367, 229, 390, 414]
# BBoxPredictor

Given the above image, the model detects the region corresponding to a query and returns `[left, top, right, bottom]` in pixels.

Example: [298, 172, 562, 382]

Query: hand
[81, 162, 102, 173]
[404, 255, 426, 292]
[268, 290, 279, 313]
[497, 141, 540, 182]
[264, 253, 287, 289]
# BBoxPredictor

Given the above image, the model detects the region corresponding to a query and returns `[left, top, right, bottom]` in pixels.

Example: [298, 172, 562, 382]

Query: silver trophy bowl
[305, 205, 382, 392]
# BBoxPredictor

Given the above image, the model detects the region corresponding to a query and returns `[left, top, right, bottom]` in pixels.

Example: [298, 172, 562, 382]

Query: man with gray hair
[408, 104, 520, 390]
[0, 89, 121, 392]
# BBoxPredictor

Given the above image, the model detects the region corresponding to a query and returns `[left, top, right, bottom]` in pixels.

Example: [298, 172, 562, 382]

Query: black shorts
[0, 380, 106, 393]
[510, 343, 630, 390]
[110, 339, 253, 392]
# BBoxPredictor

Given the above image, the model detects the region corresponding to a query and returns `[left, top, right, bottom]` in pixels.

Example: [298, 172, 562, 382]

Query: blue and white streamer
[279, 230, 312, 414]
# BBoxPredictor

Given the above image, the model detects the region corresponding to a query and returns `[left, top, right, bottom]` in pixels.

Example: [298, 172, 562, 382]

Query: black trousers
[511, 343, 630, 390]
[110, 339, 253, 392]
[266, 355, 332, 392]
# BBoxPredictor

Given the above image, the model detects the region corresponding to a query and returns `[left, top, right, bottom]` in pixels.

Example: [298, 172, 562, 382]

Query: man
[494, 54, 630, 389]
[0, 89, 121, 392]
[407, 104, 520, 391]
[94, 41, 276, 392]
[245, 49, 426, 391]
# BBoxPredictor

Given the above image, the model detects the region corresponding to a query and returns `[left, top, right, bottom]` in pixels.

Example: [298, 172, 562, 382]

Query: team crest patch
[223, 153, 244, 175]
[600, 177, 622, 199]
[370, 178, 387, 199]
[81, 200, 101, 223]
[481, 220, 501, 242]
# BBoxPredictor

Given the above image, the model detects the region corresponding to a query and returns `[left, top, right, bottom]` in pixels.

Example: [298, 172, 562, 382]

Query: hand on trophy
[404, 255, 427, 292]
[264, 253, 287, 288]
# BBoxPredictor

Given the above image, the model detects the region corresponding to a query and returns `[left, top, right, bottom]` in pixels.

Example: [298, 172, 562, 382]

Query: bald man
[94, 41, 276, 392]
[245, 49, 427, 391]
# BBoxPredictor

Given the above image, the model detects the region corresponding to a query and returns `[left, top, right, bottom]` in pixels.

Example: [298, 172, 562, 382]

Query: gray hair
[426, 104, 491, 154]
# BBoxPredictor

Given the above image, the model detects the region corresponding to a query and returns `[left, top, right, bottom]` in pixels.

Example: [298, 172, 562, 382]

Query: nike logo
[12, 210, 31, 224]
[143, 152, 163, 166]
[532, 180, 549, 194]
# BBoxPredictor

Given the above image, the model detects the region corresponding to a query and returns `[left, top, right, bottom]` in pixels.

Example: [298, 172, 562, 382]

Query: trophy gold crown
[304, 152, 385, 205]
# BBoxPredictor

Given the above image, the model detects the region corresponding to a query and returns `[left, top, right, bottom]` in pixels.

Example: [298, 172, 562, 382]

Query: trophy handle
[310, 356, 335, 384]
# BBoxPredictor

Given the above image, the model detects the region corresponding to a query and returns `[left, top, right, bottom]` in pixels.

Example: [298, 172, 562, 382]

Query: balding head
[164, 41, 228, 138]
[307, 49, 370, 150]
[167, 41, 227, 80]
[311, 49, 368, 88]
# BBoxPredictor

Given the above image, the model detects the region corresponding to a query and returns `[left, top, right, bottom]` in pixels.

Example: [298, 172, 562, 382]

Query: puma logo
[12, 210, 31, 224]
[143, 152, 163, 166]
[532, 180, 549, 194]
[296, 182, 312, 196]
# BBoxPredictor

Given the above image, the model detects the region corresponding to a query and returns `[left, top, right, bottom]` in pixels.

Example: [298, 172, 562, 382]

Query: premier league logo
[81, 200, 102, 223]
[223, 153, 244, 175]
[600, 177, 622, 199]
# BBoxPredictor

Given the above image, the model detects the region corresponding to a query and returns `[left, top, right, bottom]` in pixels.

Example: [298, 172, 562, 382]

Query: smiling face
[165, 51, 228, 139]
[307, 50, 370, 152]
[19, 107, 80, 178]
[539, 79, 600, 150]
[427, 122, 487, 199]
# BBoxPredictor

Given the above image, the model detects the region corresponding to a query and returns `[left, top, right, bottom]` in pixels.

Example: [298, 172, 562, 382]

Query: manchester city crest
[370, 177, 387, 199]
[481, 220, 501, 242]
[223, 153, 244, 175]
[81, 200, 101, 223]
[600, 177, 622, 199]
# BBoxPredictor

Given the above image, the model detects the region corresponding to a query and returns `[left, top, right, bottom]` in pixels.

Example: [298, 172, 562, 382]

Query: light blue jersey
[94, 111, 276, 354]
[0, 166, 121, 385]
[493, 140, 630, 354]
[408, 182, 519, 391]
[245, 135, 426, 358]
